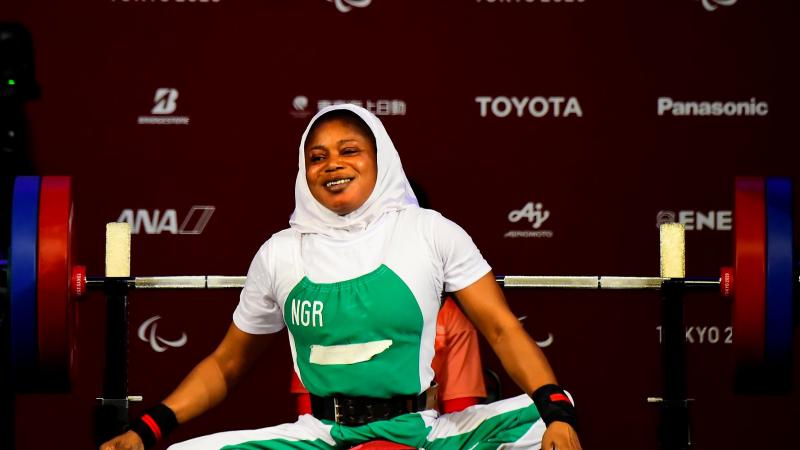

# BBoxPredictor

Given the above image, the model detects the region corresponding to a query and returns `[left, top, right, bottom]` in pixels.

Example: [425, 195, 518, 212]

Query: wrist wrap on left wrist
[530, 384, 578, 431]
[129, 403, 178, 448]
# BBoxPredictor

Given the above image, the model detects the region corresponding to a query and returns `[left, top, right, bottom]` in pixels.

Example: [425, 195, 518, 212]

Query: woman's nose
[324, 159, 344, 172]
[323, 154, 344, 172]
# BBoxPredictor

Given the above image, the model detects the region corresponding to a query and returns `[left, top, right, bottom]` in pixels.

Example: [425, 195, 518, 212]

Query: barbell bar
[3, 175, 796, 393]
[79, 274, 723, 290]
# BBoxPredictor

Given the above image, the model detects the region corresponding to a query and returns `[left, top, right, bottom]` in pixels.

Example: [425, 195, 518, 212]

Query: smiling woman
[303, 111, 378, 216]
[101, 104, 581, 450]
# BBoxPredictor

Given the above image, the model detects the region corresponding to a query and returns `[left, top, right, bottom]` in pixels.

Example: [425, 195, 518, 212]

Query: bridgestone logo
[657, 97, 768, 117]
[137, 116, 190, 125]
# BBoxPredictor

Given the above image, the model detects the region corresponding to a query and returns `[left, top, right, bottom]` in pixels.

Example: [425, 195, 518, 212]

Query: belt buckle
[334, 396, 343, 424]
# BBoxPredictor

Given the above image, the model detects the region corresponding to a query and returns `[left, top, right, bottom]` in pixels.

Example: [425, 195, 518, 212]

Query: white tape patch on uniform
[309, 340, 393, 365]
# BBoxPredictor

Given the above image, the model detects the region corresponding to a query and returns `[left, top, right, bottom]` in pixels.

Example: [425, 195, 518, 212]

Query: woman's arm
[163, 323, 275, 422]
[100, 323, 275, 450]
[454, 272, 582, 450]
[454, 272, 556, 395]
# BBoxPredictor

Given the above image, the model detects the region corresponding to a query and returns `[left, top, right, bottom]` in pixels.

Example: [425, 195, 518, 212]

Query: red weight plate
[733, 177, 766, 375]
[37, 176, 76, 391]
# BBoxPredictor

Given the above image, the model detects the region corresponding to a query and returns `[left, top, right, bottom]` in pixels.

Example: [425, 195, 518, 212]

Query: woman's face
[304, 118, 378, 216]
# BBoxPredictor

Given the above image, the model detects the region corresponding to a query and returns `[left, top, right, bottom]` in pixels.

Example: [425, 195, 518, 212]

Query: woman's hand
[542, 422, 582, 450]
[99, 430, 144, 450]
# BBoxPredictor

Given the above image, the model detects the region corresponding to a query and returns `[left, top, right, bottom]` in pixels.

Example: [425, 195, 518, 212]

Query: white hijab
[289, 104, 418, 237]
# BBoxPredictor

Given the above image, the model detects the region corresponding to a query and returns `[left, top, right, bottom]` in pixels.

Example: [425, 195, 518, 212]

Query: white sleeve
[232, 242, 286, 334]
[432, 213, 492, 292]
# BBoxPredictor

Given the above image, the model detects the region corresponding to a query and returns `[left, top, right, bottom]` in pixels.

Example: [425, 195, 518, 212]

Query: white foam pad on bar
[106, 222, 131, 277]
[659, 223, 685, 278]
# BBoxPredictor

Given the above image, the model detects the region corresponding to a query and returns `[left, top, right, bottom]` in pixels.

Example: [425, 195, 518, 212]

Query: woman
[101, 104, 581, 450]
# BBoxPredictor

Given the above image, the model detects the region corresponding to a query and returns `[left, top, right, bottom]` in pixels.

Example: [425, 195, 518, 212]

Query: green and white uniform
[168, 104, 546, 450]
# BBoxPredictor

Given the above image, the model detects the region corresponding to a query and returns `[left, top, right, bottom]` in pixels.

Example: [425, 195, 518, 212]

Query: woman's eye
[310, 155, 324, 162]
[342, 147, 358, 155]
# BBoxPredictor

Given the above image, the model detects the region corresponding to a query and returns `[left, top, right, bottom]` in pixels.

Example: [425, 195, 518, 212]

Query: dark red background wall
[3, 0, 799, 449]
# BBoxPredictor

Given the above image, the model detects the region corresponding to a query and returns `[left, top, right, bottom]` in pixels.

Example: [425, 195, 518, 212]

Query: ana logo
[699, 0, 736, 12]
[137, 316, 188, 353]
[327, 0, 371, 13]
[117, 206, 215, 235]
[476, 96, 583, 118]
[505, 202, 554, 238]
[151, 88, 178, 115]
[138, 87, 190, 125]
[656, 210, 732, 231]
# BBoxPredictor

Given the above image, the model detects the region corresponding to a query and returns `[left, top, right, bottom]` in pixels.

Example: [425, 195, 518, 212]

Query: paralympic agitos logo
[699, 0, 737, 12]
[327, 0, 371, 13]
[138, 316, 188, 353]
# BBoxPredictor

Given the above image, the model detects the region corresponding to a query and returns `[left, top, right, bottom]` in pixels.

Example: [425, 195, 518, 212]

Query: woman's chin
[325, 203, 356, 216]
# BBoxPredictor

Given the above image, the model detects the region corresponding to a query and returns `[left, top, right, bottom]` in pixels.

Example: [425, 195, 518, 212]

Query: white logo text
[657, 97, 768, 117]
[291, 299, 325, 327]
[117, 206, 215, 235]
[476, 96, 583, 118]
[505, 202, 553, 238]
[656, 210, 732, 231]
[657, 325, 732, 344]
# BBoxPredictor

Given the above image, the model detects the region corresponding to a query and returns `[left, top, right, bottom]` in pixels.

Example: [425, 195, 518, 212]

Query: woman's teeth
[325, 178, 352, 187]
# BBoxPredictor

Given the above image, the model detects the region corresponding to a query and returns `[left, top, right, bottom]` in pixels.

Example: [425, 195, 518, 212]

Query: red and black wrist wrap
[130, 403, 178, 448]
[531, 384, 579, 430]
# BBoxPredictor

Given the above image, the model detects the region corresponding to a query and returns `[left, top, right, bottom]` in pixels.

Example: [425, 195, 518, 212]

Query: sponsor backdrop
[3, 0, 799, 449]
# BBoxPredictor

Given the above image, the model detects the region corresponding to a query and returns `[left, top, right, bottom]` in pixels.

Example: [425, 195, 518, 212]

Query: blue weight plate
[765, 177, 793, 374]
[9, 176, 40, 388]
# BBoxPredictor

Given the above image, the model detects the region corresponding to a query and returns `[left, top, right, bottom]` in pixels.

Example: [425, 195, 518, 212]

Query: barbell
[2, 175, 796, 393]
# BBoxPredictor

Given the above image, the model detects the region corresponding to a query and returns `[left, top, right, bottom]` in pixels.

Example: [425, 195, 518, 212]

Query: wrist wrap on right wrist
[130, 403, 178, 448]
[530, 384, 579, 431]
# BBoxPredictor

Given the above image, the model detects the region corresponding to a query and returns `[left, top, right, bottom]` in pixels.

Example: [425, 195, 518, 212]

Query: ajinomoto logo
[504, 201, 554, 238]
[698, 0, 737, 12]
[327, 0, 371, 13]
[138, 88, 190, 125]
